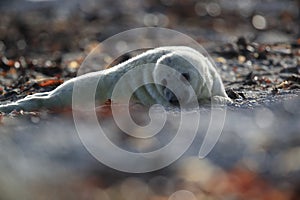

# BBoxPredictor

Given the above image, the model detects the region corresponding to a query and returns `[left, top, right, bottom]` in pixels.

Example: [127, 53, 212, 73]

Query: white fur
[0, 46, 231, 113]
[153, 46, 231, 105]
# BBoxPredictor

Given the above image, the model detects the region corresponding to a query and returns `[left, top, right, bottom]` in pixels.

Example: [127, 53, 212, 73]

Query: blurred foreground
[0, 0, 300, 199]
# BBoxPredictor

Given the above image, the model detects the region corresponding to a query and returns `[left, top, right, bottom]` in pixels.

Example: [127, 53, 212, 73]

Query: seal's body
[0, 46, 231, 113]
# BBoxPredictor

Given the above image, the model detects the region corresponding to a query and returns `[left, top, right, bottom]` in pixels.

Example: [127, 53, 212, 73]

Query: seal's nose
[164, 88, 179, 105]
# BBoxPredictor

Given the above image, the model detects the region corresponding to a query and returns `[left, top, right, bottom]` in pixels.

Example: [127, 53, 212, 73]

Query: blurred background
[0, 0, 300, 200]
[0, 0, 299, 58]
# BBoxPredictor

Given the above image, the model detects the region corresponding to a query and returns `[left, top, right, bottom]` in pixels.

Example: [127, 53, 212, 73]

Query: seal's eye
[161, 78, 167, 86]
[180, 73, 190, 82]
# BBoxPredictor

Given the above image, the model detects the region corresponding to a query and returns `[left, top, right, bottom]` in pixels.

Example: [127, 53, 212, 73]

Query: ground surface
[0, 0, 300, 199]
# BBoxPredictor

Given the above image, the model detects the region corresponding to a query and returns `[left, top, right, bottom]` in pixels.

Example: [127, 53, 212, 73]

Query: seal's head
[153, 49, 213, 107]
